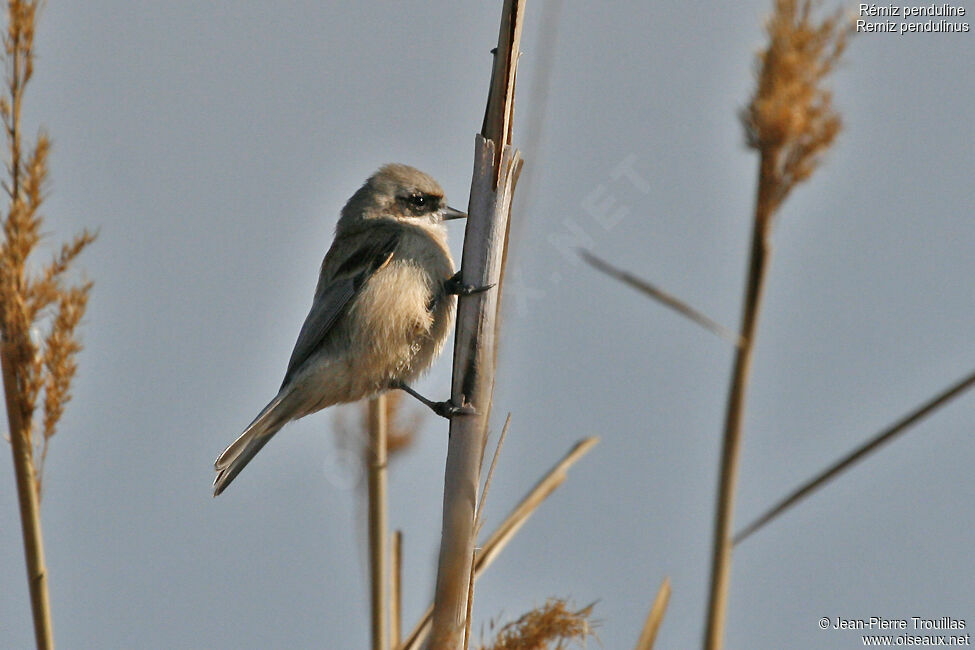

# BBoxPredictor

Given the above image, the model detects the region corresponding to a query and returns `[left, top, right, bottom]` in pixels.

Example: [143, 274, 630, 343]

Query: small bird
[213, 164, 486, 496]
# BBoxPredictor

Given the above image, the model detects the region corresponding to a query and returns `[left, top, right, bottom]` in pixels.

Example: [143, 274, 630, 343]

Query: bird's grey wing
[280, 230, 400, 388]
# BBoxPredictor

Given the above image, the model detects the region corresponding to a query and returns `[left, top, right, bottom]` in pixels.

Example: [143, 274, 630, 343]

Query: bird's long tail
[213, 393, 289, 496]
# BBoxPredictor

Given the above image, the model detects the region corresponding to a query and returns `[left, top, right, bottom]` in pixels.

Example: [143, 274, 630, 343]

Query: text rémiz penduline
[860, 3, 966, 16]
[857, 3, 971, 33]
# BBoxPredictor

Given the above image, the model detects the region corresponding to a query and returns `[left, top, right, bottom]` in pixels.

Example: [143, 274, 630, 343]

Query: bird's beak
[442, 206, 468, 221]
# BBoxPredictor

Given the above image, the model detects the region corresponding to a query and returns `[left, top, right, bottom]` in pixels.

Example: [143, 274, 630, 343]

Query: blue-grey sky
[2, 2, 973, 648]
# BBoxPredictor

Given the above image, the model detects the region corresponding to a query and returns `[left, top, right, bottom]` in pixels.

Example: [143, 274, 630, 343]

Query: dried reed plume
[479, 600, 597, 650]
[704, 2, 846, 649]
[741, 0, 847, 219]
[1, 1, 95, 648]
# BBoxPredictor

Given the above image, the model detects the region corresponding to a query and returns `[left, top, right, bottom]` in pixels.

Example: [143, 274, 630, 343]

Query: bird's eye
[408, 194, 427, 207]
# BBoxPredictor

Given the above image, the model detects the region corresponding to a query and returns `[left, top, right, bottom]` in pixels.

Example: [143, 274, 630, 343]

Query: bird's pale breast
[341, 225, 454, 400]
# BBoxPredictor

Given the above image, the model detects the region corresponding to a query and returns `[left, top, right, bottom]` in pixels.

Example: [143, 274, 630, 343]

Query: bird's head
[339, 164, 466, 232]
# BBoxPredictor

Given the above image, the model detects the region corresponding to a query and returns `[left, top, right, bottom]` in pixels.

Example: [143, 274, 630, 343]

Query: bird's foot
[395, 382, 478, 419]
[444, 271, 494, 297]
[430, 399, 478, 419]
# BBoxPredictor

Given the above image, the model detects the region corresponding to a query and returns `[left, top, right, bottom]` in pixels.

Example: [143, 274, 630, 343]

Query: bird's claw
[395, 382, 478, 419]
[432, 400, 478, 419]
[445, 271, 494, 297]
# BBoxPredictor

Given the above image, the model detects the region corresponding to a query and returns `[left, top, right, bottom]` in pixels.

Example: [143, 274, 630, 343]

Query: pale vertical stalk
[391, 530, 403, 649]
[429, 141, 522, 650]
[2, 342, 54, 650]
[704, 152, 776, 650]
[428, 0, 526, 647]
[367, 395, 389, 650]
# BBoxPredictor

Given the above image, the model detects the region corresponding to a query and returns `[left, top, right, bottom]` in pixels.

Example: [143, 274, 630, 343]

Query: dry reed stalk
[580, 250, 744, 347]
[734, 368, 975, 544]
[334, 389, 417, 649]
[2, 342, 53, 648]
[368, 395, 389, 650]
[478, 599, 597, 650]
[704, 2, 846, 648]
[634, 577, 671, 650]
[429, 0, 526, 647]
[392, 530, 404, 649]
[474, 437, 597, 572]
[1, 2, 95, 647]
[431, 138, 521, 650]
[400, 437, 599, 650]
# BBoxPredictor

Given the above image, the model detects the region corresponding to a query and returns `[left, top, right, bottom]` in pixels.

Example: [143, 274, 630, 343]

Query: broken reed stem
[635, 577, 671, 650]
[391, 530, 403, 649]
[580, 250, 744, 347]
[734, 368, 975, 545]
[704, 151, 775, 650]
[430, 141, 522, 650]
[2, 342, 54, 649]
[475, 437, 598, 571]
[401, 437, 599, 650]
[368, 395, 389, 650]
[429, 0, 526, 647]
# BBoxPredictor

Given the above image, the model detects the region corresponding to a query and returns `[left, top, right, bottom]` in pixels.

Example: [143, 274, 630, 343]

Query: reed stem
[367, 395, 389, 650]
[2, 341, 54, 649]
[703, 152, 775, 650]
